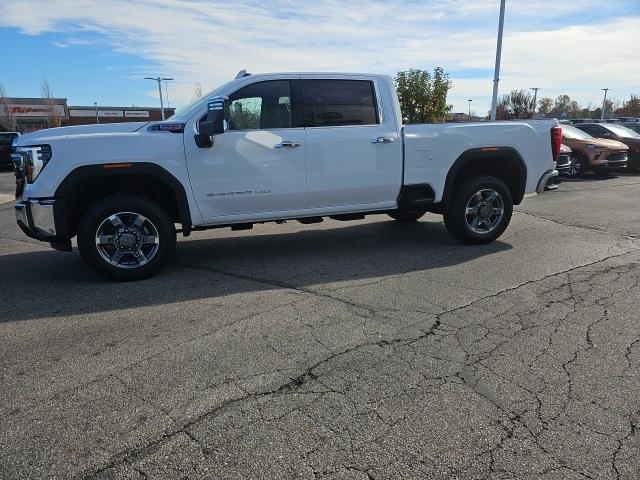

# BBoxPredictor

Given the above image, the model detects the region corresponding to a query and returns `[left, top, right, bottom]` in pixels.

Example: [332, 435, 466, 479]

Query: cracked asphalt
[1, 171, 639, 479]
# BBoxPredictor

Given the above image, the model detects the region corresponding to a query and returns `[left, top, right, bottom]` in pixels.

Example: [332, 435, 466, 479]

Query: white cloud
[1, 0, 638, 113]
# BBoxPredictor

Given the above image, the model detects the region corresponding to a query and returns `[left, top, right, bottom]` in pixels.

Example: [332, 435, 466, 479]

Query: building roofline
[68, 105, 174, 110]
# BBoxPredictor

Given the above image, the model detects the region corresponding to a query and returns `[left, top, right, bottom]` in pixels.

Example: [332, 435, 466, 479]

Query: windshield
[562, 124, 593, 140]
[167, 79, 235, 122]
[604, 124, 640, 139]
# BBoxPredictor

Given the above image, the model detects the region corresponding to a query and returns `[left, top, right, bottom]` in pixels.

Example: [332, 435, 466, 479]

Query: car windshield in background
[562, 125, 593, 140]
[604, 124, 640, 139]
[0, 133, 18, 145]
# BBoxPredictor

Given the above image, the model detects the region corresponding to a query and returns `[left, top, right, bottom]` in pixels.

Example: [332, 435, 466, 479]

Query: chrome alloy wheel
[95, 212, 159, 269]
[465, 189, 505, 234]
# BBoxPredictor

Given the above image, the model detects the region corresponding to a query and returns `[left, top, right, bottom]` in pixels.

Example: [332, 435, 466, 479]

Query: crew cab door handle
[274, 141, 301, 148]
[371, 136, 394, 144]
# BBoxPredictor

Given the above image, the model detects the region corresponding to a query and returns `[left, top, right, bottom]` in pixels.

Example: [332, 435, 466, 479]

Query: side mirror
[195, 96, 229, 148]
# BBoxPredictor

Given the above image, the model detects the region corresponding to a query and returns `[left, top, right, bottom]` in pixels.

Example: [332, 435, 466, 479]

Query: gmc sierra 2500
[13, 72, 560, 280]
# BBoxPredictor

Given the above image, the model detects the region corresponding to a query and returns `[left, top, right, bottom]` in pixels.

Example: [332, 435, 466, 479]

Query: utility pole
[468, 99, 472, 122]
[601, 88, 609, 120]
[144, 76, 173, 120]
[530, 87, 540, 118]
[94, 102, 99, 124]
[490, 0, 506, 121]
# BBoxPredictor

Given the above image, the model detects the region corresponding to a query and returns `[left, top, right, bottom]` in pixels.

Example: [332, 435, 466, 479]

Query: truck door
[184, 79, 308, 220]
[302, 78, 402, 209]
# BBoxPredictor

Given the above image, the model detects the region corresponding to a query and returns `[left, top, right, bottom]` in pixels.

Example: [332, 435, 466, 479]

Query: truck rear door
[302, 77, 402, 210]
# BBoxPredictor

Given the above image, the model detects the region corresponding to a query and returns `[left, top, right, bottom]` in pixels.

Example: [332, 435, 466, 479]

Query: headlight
[15, 145, 52, 183]
[586, 144, 597, 149]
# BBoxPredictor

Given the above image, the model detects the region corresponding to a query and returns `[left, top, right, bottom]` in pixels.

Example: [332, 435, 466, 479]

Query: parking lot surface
[1, 171, 639, 479]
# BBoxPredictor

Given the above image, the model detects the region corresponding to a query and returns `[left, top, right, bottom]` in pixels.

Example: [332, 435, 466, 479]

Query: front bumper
[536, 169, 559, 194]
[555, 154, 571, 172]
[604, 151, 628, 170]
[15, 199, 72, 251]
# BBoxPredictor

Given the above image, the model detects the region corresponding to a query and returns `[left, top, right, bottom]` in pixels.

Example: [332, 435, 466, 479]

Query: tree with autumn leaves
[395, 67, 453, 124]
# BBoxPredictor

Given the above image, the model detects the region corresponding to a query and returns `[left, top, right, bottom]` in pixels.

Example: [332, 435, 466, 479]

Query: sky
[1, 0, 639, 115]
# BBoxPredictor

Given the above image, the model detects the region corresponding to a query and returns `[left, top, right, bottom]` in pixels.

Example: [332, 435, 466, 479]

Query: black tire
[77, 194, 176, 281]
[443, 175, 513, 245]
[388, 209, 427, 222]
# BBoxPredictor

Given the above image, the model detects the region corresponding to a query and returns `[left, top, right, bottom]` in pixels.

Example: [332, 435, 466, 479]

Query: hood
[563, 137, 628, 150]
[17, 122, 149, 144]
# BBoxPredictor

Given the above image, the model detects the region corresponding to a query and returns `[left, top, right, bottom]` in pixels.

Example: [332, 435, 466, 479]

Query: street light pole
[530, 87, 540, 119]
[601, 88, 609, 120]
[94, 102, 99, 124]
[144, 76, 174, 120]
[490, 0, 506, 121]
[468, 99, 472, 122]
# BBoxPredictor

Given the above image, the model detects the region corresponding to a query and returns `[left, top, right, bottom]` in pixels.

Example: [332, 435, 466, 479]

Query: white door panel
[301, 77, 403, 209]
[185, 129, 307, 219]
[184, 78, 309, 220]
[305, 126, 402, 207]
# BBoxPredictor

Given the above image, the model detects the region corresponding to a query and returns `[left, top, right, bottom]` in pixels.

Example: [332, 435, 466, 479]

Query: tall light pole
[94, 102, 99, 124]
[468, 99, 472, 122]
[530, 87, 540, 119]
[601, 88, 609, 120]
[490, 0, 506, 121]
[144, 76, 173, 120]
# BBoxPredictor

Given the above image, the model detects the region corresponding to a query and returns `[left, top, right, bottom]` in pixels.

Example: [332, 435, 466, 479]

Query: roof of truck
[235, 71, 391, 78]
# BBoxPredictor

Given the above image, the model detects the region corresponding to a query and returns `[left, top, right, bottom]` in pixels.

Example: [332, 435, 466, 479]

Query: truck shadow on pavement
[1, 218, 511, 323]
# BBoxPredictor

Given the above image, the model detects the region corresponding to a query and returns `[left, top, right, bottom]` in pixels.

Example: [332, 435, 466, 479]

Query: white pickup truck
[13, 72, 561, 280]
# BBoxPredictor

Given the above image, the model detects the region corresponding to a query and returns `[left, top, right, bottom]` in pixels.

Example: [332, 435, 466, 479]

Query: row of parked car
[555, 121, 640, 177]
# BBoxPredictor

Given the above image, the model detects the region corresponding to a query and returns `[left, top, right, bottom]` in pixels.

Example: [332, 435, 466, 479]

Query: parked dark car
[561, 124, 628, 177]
[574, 123, 640, 172]
[0, 132, 19, 169]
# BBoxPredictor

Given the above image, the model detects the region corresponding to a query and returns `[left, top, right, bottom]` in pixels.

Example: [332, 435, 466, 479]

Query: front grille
[606, 151, 628, 162]
[556, 153, 571, 167]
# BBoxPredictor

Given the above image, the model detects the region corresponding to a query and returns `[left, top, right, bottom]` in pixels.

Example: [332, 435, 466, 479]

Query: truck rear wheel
[387, 209, 427, 222]
[444, 175, 513, 244]
[77, 194, 176, 281]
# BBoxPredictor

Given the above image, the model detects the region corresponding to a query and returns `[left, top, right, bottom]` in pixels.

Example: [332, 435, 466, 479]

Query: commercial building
[1, 97, 175, 133]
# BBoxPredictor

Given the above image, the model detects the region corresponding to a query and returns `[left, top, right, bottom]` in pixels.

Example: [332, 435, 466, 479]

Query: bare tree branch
[0, 83, 18, 132]
[192, 82, 203, 102]
[41, 78, 62, 128]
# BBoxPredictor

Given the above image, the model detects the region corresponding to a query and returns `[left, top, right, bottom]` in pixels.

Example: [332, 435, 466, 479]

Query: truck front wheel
[443, 175, 513, 244]
[77, 194, 176, 281]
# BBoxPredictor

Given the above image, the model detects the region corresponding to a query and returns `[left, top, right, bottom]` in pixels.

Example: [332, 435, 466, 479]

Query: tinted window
[576, 124, 598, 135]
[563, 125, 593, 140]
[303, 80, 379, 127]
[228, 80, 292, 130]
[0, 133, 18, 145]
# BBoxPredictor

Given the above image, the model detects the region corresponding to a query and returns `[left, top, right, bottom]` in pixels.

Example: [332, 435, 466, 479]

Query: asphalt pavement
[1, 170, 639, 479]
